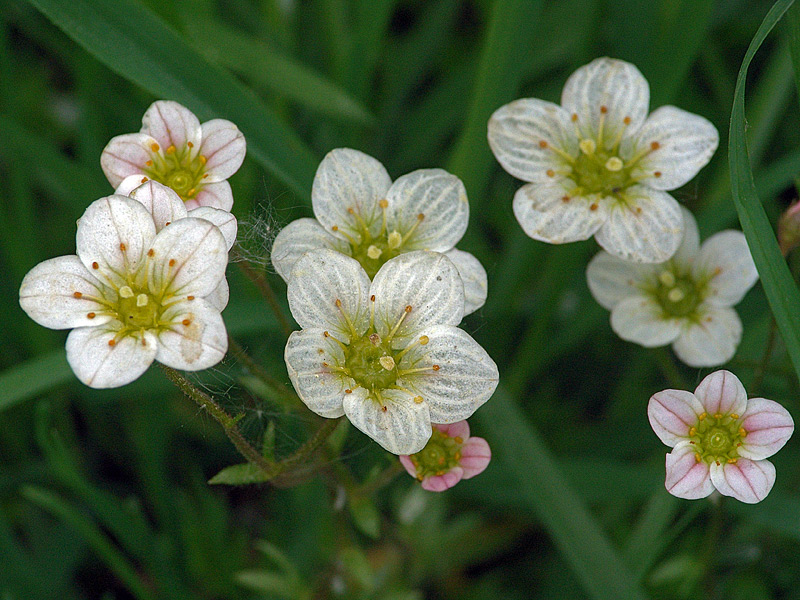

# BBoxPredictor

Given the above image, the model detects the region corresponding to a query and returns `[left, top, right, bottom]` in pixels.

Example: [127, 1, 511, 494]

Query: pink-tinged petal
[433, 420, 470, 440]
[199, 119, 246, 180]
[648, 389, 704, 447]
[664, 442, 714, 500]
[709, 458, 775, 504]
[115, 174, 152, 197]
[100, 133, 157, 188]
[66, 326, 157, 389]
[193, 181, 234, 211]
[156, 298, 228, 371]
[459, 437, 491, 479]
[693, 369, 747, 416]
[421, 467, 464, 492]
[738, 397, 794, 460]
[126, 180, 188, 232]
[672, 306, 742, 368]
[399, 455, 418, 478]
[189, 206, 238, 251]
[141, 101, 201, 151]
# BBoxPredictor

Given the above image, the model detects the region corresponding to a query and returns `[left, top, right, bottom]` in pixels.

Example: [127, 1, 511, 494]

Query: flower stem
[227, 335, 302, 407]
[280, 417, 342, 472]
[701, 496, 724, 596]
[231, 247, 293, 339]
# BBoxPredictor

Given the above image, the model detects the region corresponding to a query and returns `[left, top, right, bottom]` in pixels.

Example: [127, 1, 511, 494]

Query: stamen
[136, 293, 149, 307]
[730, 413, 739, 420]
[119, 286, 134, 298]
[367, 245, 382, 260]
[168, 259, 176, 267]
[386, 305, 412, 342]
[579, 139, 596, 155]
[150, 143, 160, 152]
[604, 157, 623, 172]
[694, 453, 701, 463]
[182, 319, 191, 326]
[387, 231, 402, 249]
[335, 298, 359, 338]
[401, 214, 425, 244]
[659, 271, 676, 287]
[92, 262, 99, 270]
[413, 396, 423, 404]
[198, 155, 207, 164]
[148, 249, 155, 257]
[379, 356, 396, 371]
[378, 198, 389, 236]
[87, 312, 96, 319]
[73, 291, 83, 299]
[667, 288, 685, 303]
[689, 427, 697, 437]
[187, 141, 194, 148]
[699, 413, 707, 420]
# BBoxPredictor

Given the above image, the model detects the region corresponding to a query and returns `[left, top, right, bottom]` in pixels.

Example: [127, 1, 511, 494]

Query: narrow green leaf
[0, 350, 71, 412]
[785, 4, 800, 100]
[208, 462, 273, 485]
[25, 0, 317, 200]
[729, 0, 800, 379]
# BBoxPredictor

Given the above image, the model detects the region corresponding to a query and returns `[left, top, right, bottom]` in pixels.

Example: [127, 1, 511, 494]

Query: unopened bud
[778, 200, 800, 256]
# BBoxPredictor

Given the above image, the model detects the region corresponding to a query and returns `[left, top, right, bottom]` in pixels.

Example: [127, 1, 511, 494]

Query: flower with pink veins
[101, 100, 246, 211]
[400, 421, 491, 492]
[648, 370, 794, 503]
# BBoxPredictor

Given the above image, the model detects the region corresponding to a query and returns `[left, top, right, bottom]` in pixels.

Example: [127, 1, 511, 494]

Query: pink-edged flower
[648, 370, 794, 503]
[101, 100, 246, 211]
[399, 421, 491, 491]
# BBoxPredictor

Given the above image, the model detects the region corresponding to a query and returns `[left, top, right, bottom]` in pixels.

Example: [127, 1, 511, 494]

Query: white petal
[561, 58, 649, 148]
[311, 148, 392, 242]
[371, 251, 464, 347]
[343, 387, 432, 455]
[693, 369, 747, 417]
[594, 186, 683, 263]
[284, 328, 350, 418]
[696, 231, 758, 307]
[19, 255, 113, 329]
[100, 133, 157, 188]
[444, 248, 487, 316]
[664, 441, 714, 500]
[147, 218, 228, 298]
[512, 181, 607, 244]
[672, 306, 742, 368]
[193, 181, 234, 211]
[141, 100, 202, 151]
[205, 278, 230, 312]
[671, 206, 700, 266]
[610, 295, 681, 347]
[126, 180, 188, 232]
[199, 119, 246, 180]
[586, 251, 655, 310]
[287, 249, 371, 343]
[398, 325, 498, 424]
[738, 397, 794, 461]
[648, 389, 705, 447]
[271, 218, 350, 282]
[76, 195, 157, 288]
[623, 106, 718, 191]
[385, 169, 468, 252]
[487, 98, 578, 183]
[189, 206, 238, 251]
[710, 458, 775, 504]
[66, 326, 157, 389]
[115, 174, 153, 197]
[156, 298, 228, 371]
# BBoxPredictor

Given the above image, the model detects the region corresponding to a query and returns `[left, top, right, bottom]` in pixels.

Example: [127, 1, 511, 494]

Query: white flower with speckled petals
[102, 100, 246, 211]
[19, 194, 229, 388]
[271, 148, 488, 316]
[488, 57, 718, 263]
[587, 208, 757, 367]
[284, 249, 498, 455]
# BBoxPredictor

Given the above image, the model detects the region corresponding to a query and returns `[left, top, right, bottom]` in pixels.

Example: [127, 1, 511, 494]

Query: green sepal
[208, 462, 273, 485]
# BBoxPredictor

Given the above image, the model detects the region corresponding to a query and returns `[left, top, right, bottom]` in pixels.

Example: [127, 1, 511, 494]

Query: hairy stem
[232, 247, 293, 339]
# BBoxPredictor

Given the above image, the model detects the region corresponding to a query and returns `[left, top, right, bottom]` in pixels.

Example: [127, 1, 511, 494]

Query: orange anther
[654, 171, 662, 178]
[166, 145, 176, 154]
[650, 141, 660, 150]
[87, 312, 96, 319]
[187, 295, 195, 301]
[168, 259, 176, 267]
[600, 105, 608, 114]
[590, 203, 598, 211]
[539, 140, 548, 148]
[150, 143, 160, 152]
[182, 319, 191, 326]
[92, 262, 99, 269]
[73, 291, 83, 299]
[405, 305, 412, 313]
[379, 199, 388, 208]
[108, 339, 116, 347]
[571, 113, 578, 122]
[141, 177, 148, 183]
[198, 155, 207, 164]
[562, 196, 570, 203]
[370, 294, 375, 302]
[623, 116, 631, 124]
[187, 141, 194, 148]
[546, 169, 555, 178]
[147, 249, 154, 257]
[145, 160, 153, 167]
[119, 243, 126, 251]
[432, 364, 440, 371]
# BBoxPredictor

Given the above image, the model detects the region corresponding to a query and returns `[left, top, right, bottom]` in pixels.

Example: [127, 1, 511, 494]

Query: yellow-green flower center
[144, 142, 208, 201]
[688, 412, 746, 465]
[116, 285, 161, 329]
[572, 144, 636, 198]
[409, 428, 463, 479]
[344, 332, 399, 390]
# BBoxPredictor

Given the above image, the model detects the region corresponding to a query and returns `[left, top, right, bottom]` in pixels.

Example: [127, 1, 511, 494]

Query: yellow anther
[694, 453, 701, 463]
[198, 155, 207, 164]
[727, 458, 738, 464]
[419, 335, 429, 345]
[136, 293, 149, 307]
[119, 286, 134, 298]
[379, 356, 395, 371]
[150, 142, 160, 152]
[367, 245, 382, 260]
[379, 199, 388, 208]
[659, 271, 676, 287]
[454, 436, 463, 444]
[699, 413, 707, 421]
[413, 395, 423, 404]
[739, 428, 747, 437]
[579, 139, 596, 155]
[387, 231, 402, 249]
[604, 157, 623, 171]
[166, 145, 176, 154]
[730, 413, 739, 420]
[667, 288, 685, 303]
[688, 427, 696, 437]
[713, 413, 722, 420]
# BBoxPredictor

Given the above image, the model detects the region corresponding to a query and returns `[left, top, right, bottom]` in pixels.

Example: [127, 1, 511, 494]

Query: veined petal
[141, 100, 202, 152]
[444, 249, 487, 316]
[343, 387, 432, 455]
[287, 249, 371, 343]
[710, 458, 775, 504]
[561, 58, 649, 148]
[126, 180, 188, 231]
[693, 369, 747, 417]
[672, 306, 741, 368]
[20, 255, 113, 330]
[671, 206, 700, 266]
[594, 186, 683, 263]
[399, 455, 417, 478]
[147, 218, 228, 298]
[487, 98, 578, 183]
[312, 148, 392, 242]
[421, 468, 464, 492]
[371, 252, 464, 347]
[586, 251, 655, 310]
[610, 295, 681, 347]
[66, 325, 157, 388]
[156, 298, 228, 371]
[271, 218, 350, 282]
[512, 181, 607, 244]
[664, 441, 714, 500]
[696, 231, 758, 307]
[206, 278, 229, 312]
[199, 119, 246, 180]
[115, 174, 154, 197]
[76, 195, 157, 288]
[459, 437, 491, 479]
[189, 206, 238, 251]
[648, 389, 705, 447]
[624, 106, 718, 191]
[285, 328, 351, 418]
[192, 181, 234, 211]
[433, 420, 470, 440]
[398, 325, 498, 424]
[100, 133, 157, 188]
[385, 169, 469, 252]
[738, 397, 794, 461]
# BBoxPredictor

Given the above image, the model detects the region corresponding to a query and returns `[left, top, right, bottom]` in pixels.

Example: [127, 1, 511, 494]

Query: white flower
[101, 100, 246, 211]
[284, 249, 498, 454]
[271, 148, 488, 315]
[19, 194, 230, 388]
[586, 207, 758, 367]
[488, 57, 718, 263]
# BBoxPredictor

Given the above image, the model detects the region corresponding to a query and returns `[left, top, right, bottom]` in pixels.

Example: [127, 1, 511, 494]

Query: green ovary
[116, 286, 162, 331]
[409, 428, 463, 478]
[144, 145, 207, 201]
[343, 333, 398, 391]
[572, 151, 635, 198]
[350, 237, 400, 279]
[652, 268, 706, 319]
[690, 413, 746, 465]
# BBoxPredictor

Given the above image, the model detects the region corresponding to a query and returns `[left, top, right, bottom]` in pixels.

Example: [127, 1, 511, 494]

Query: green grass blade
[25, 0, 317, 200]
[0, 350, 71, 413]
[729, 0, 800, 379]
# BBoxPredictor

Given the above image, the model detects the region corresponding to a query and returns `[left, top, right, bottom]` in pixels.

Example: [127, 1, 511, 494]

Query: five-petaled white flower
[649, 370, 794, 503]
[488, 57, 718, 263]
[272, 148, 488, 315]
[19, 193, 230, 388]
[586, 207, 757, 367]
[284, 249, 498, 454]
[101, 100, 246, 211]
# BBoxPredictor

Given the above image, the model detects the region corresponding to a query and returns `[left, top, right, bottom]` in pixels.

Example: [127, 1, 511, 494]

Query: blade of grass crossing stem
[730, 0, 800, 380]
[477, 388, 648, 600]
[25, 0, 317, 200]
